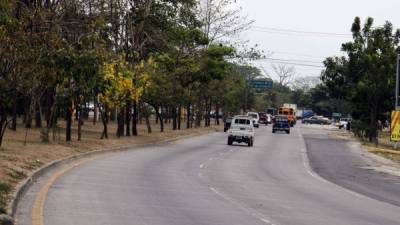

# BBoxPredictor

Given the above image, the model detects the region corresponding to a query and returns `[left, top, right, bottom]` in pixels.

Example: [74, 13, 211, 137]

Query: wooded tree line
[321, 17, 400, 143]
[0, 0, 257, 146]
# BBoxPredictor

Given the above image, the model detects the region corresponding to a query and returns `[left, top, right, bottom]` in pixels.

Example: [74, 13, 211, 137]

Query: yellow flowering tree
[98, 56, 155, 138]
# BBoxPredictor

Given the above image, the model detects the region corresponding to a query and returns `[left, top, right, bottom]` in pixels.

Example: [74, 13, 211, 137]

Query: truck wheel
[286, 130, 290, 134]
[248, 139, 252, 147]
[272, 129, 275, 133]
[227, 138, 233, 145]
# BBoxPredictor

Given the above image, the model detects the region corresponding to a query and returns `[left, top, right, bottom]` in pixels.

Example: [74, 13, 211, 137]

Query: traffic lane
[304, 131, 400, 207]
[202, 126, 400, 225]
[43, 132, 267, 225]
[42, 124, 400, 225]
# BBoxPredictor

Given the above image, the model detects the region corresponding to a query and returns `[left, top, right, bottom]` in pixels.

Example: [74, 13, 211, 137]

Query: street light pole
[396, 54, 400, 110]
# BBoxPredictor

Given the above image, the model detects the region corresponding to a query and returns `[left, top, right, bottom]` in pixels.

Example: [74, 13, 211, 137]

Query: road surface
[16, 125, 400, 225]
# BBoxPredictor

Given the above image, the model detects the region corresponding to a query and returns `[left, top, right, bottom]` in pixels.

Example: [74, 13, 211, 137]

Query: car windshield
[248, 114, 257, 118]
[234, 118, 250, 124]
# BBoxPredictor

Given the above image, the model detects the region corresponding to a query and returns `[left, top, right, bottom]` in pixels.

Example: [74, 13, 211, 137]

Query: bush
[351, 120, 369, 139]
[0, 182, 11, 214]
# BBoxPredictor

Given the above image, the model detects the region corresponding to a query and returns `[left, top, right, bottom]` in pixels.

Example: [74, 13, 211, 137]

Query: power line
[260, 57, 323, 64]
[268, 50, 327, 60]
[256, 60, 325, 68]
[256, 58, 324, 68]
[249, 29, 350, 39]
[251, 25, 351, 37]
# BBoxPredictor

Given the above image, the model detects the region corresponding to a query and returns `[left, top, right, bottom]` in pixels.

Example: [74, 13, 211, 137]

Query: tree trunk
[132, 102, 138, 136]
[75, 107, 79, 121]
[93, 96, 98, 125]
[77, 104, 82, 141]
[65, 101, 73, 142]
[0, 103, 9, 147]
[116, 109, 124, 138]
[195, 108, 201, 128]
[45, 88, 55, 127]
[172, 106, 177, 130]
[145, 114, 152, 133]
[99, 104, 109, 139]
[154, 106, 164, 132]
[0, 119, 9, 148]
[125, 101, 131, 136]
[215, 103, 220, 125]
[178, 105, 181, 130]
[186, 103, 191, 129]
[25, 101, 32, 128]
[11, 97, 17, 131]
[110, 107, 117, 122]
[368, 106, 378, 145]
[35, 102, 42, 128]
[204, 99, 210, 127]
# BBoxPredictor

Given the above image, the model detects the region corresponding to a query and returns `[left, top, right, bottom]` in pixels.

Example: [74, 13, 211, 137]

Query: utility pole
[394, 54, 400, 149]
[396, 54, 400, 110]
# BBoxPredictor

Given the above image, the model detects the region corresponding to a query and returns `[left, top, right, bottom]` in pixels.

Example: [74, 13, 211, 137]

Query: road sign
[332, 113, 342, 118]
[391, 111, 400, 141]
[247, 79, 273, 89]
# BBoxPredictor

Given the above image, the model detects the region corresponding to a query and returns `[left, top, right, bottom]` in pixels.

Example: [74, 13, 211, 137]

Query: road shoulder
[302, 126, 400, 207]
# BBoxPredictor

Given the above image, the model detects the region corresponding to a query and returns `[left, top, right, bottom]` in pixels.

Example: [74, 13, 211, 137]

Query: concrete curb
[367, 148, 400, 155]
[5, 128, 219, 224]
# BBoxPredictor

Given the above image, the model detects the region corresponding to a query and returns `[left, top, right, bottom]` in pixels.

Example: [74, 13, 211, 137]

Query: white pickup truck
[247, 112, 260, 128]
[227, 116, 255, 147]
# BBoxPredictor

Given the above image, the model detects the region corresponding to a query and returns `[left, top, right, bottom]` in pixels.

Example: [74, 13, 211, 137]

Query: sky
[235, 0, 400, 81]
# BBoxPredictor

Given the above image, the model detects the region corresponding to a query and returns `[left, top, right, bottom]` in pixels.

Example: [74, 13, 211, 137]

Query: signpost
[332, 113, 342, 118]
[396, 54, 400, 110]
[247, 79, 273, 90]
[391, 111, 400, 141]
[393, 55, 400, 147]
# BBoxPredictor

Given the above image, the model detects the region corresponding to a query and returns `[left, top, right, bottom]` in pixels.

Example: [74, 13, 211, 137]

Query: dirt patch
[0, 118, 221, 213]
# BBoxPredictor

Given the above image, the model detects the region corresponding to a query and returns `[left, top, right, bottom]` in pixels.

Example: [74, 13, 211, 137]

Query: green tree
[322, 17, 400, 143]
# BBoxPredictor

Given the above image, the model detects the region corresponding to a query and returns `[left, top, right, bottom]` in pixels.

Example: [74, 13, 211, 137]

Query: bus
[278, 107, 296, 127]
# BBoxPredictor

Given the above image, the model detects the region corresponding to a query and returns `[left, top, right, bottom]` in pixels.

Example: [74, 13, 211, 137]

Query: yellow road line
[31, 158, 95, 225]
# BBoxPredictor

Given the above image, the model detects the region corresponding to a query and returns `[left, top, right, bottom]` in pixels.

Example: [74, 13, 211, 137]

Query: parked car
[247, 112, 260, 128]
[258, 112, 268, 125]
[302, 116, 330, 125]
[223, 117, 233, 132]
[272, 115, 290, 134]
[227, 116, 255, 147]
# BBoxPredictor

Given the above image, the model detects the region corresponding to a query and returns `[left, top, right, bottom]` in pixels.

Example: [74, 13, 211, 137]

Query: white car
[246, 112, 260, 128]
[339, 118, 351, 129]
[228, 116, 255, 147]
[266, 114, 272, 124]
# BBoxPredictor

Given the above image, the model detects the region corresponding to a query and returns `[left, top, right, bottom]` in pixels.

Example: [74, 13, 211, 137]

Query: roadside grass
[0, 182, 11, 214]
[0, 117, 221, 214]
[362, 130, 400, 164]
[328, 127, 400, 164]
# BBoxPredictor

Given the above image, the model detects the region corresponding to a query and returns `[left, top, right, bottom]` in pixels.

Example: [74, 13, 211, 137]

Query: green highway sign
[332, 112, 342, 117]
[247, 79, 273, 89]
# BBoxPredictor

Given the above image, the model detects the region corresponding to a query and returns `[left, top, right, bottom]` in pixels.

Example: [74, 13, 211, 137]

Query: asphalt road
[17, 125, 400, 225]
[304, 126, 400, 207]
